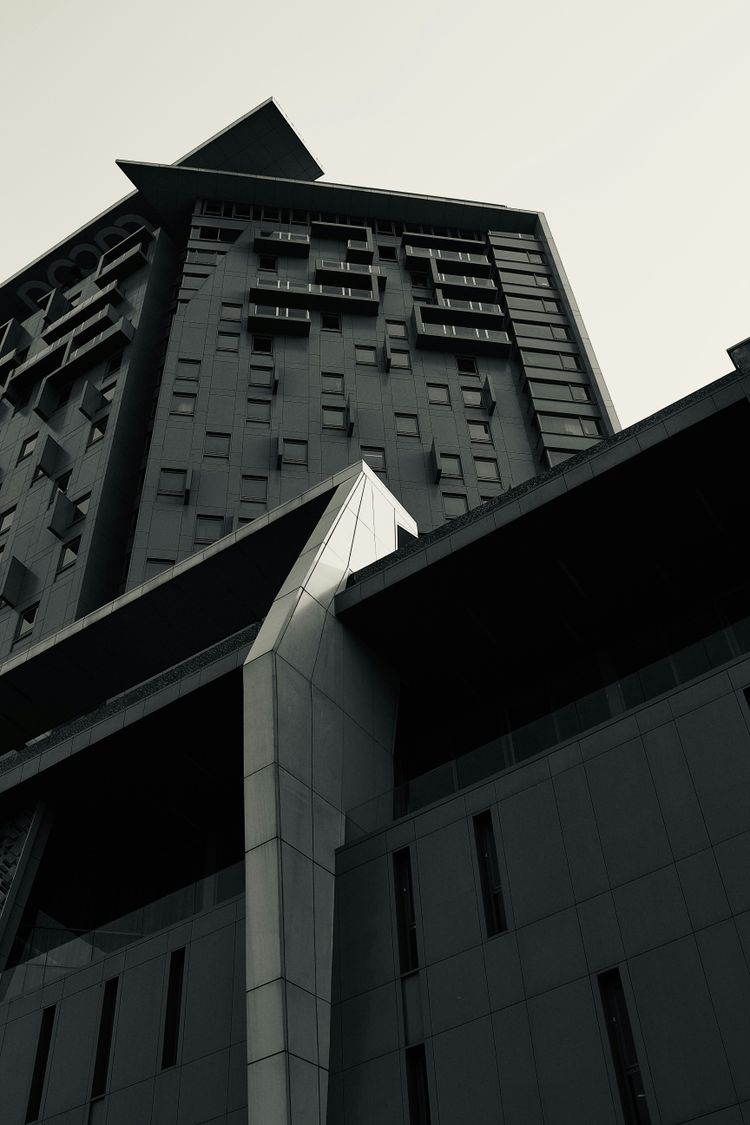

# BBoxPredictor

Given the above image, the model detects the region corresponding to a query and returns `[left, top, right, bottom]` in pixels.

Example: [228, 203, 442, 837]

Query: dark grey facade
[0, 99, 747, 1125]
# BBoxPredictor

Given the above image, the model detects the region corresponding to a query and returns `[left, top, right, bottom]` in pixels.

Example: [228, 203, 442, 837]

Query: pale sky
[2, 0, 748, 427]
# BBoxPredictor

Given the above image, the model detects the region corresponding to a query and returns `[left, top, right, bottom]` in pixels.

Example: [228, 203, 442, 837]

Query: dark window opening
[405, 1044, 432, 1125]
[599, 969, 652, 1124]
[393, 849, 419, 973]
[161, 948, 186, 1069]
[91, 977, 119, 1100]
[473, 811, 507, 936]
[25, 1005, 55, 1123]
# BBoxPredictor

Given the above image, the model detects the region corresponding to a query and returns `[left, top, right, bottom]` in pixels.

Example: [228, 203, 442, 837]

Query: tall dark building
[0, 99, 749, 1125]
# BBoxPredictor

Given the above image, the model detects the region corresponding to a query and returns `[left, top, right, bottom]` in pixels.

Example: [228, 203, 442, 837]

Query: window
[538, 414, 602, 438]
[390, 349, 411, 370]
[170, 392, 196, 416]
[18, 433, 38, 463]
[443, 493, 469, 519]
[322, 404, 346, 429]
[598, 969, 652, 1125]
[522, 351, 584, 373]
[144, 558, 175, 580]
[386, 320, 407, 339]
[87, 418, 108, 446]
[474, 457, 500, 481]
[158, 469, 187, 495]
[528, 380, 591, 403]
[410, 272, 429, 287]
[355, 345, 377, 365]
[204, 431, 230, 458]
[14, 602, 39, 644]
[322, 313, 341, 332]
[461, 387, 482, 408]
[377, 220, 395, 234]
[241, 475, 268, 502]
[217, 331, 239, 352]
[259, 256, 277, 272]
[107, 352, 123, 376]
[361, 446, 386, 472]
[56, 537, 81, 574]
[71, 493, 90, 522]
[395, 413, 419, 437]
[91, 977, 119, 1100]
[393, 849, 418, 973]
[441, 454, 462, 479]
[456, 356, 477, 375]
[249, 364, 274, 388]
[100, 382, 117, 404]
[49, 472, 71, 508]
[176, 358, 201, 381]
[468, 419, 491, 443]
[282, 439, 308, 465]
[378, 245, 397, 261]
[195, 515, 224, 544]
[161, 948, 186, 1070]
[247, 398, 271, 424]
[322, 372, 344, 395]
[252, 336, 273, 355]
[473, 810, 507, 935]
[220, 302, 242, 321]
[26, 1005, 56, 1123]
[427, 384, 450, 405]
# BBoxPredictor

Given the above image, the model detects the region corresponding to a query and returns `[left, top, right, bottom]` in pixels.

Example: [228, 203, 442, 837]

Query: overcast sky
[2, 0, 748, 427]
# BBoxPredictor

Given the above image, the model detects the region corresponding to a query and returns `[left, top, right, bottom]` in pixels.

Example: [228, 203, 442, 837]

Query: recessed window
[468, 419, 491, 443]
[220, 302, 242, 321]
[100, 382, 117, 404]
[87, 417, 108, 446]
[249, 365, 274, 388]
[282, 439, 308, 465]
[441, 454, 462, 478]
[386, 320, 407, 339]
[56, 537, 81, 574]
[176, 358, 201, 381]
[204, 431, 230, 458]
[361, 446, 386, 473]
[443, 493, 469, 519]
[389, 349, 411, 370]
[170, 392, 196, 416]
[247, 398, 271, 424]
[456, 356, 477, 375]
[538, 414, 602, 438]
[195, 515, 224, 544]
[217, 331, 240, 352]
[259, 256, 277, 272]
[144, 557, 175, 580]
[395, 413, 419, 437]
[71, 493, 91, 522]
[461, 387, 482, 408]
[322, 313, 342, 332]
[158, 469, 187, 495]
[322, 405, 346, 429]
[355, 345, 377, 366]
[528, 380, 591, 404]
[241, 475, 268, 502]
[49, 472, 72, 508]
[377, 220, 395, 234]
[427, 384, 450, 405]
[18, 433, 38, 463]
[410, 272, 429, 287]
[378, 245, 397, 261]
[252, 336, 273, 355]
[14, 602, 38, 644]
[0, 507, 16, 535]
[474, 810, 507, 935]
[107, 352, 123, 376]
[322, 372, 344, 395]
[474, 456, 500, 481]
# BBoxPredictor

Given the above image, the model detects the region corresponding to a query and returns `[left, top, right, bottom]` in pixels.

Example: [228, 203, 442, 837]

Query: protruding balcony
[346, 232, 374, 265]
[314, 259, 385, 290]
[413, 306, 510, 356]
[421, 296, 505, 330]
[430, 260, 498, 298]
[94, 227, 152, 287]
[42, 282, 124, 343]
[253, 230, 311, 257]
[248, 305, 311, 336]
[249, 276, 380, 316]
[402, 230, 486, 254]
[404, 244, 492, 278]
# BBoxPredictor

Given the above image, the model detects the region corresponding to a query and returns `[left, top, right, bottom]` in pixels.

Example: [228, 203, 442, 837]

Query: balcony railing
[413, 306, 510, 355]
[405, 244, 492, 277]
[249, 276, 380, 315]
[94, 242, 148, 286]
[315, 259, 385, 289]
[431, 261, 499, 297]
[421, 296, 505, 329]
[253, 230, 311, 256]
[248, 305, 311, 336]
[402, 230, 486, 254]
[42, 281, 123, 343]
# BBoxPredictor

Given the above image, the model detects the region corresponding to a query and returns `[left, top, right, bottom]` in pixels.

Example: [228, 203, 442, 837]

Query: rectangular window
[538, 414, 601, 438]
[249, 364, 274, 388]
[456, 356, 477, 375]
[217, 331, 239, 352]
[405, 1044, 432, 1125]
[14, 603, 38, 644]
[474, 457, 500, 482]
[521, 349, 581, 371]
[258, 255, 277, 272]
[170, 392, 196, 416]
[91, 977, 119, 1100]
[204, 431, 230, 458]
[528, 380, 591, 403]
[361, 446, 386, 473]
[461, 387, 482, 408]
[195, 515, 224, 544]
[158, 469, 187, 495]
[25, 1006, 56, 1123]
[56, 537, 81, 574]
[176, 358, 201, 381]
[322, 372, 344, 395]
[390, 349, 411, 370]
[410, 272, 429, 287]
[161, 948, 186, 1070]
[468, 419, 491, 443]
[355, 345, 377, 365]
[322, 405, 346, 429]
[241, 475, 268, 502]
[18, 433, 38, 463]
[71, 493, 90, 522]
[427, 384, 450, 405]
[322, 313, 342, 332]
[220, 302, 243, 321]
[386, 320, 407, 339]
[443, 493, 468, 519]
[144, 558, 174, 580]
[441, 454, 462, 479]
[252, 335, 273, 355]
[247, 398, 271, 423]
[282, 439, 308, 465]
[395, 413, 419, 437]
[393, 849, 419, 973]
[598, 969, 652, 1125]
[87, 417, 108, 446]
[473, 810, 507, 935]
[0, 507, 16, 535]
[107, 352, 123, 376]
[379, 245, 398, 261]
[100, 382, 117, 404]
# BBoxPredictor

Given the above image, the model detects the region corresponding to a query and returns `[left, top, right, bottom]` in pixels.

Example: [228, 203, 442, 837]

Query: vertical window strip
[405, 1043, 432, 1125]
[598, 968, 652, 1125]
[91, 977, 119, 1100]
[393, 849, 419, 973]
[25, 1005, 55, 1123]
[473, 810, 507, 936]
[161, 947, 186, 1069]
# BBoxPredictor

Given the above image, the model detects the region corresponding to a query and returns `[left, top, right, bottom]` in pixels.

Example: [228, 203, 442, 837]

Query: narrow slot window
[393, 848, 419, 973]
[473, 810, 507, 936]
[598, 969, 652, 1125]
[161, 947, 186, 1069]
[26, 1005, 55, 1122]
[405, 1043, 432, 1125]
[91, 977, 119, 1100]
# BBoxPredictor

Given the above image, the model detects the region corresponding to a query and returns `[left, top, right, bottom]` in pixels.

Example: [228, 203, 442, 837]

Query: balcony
[5, 315, 133, 405]
[253, 230, 311, 257]
[431, 260, 498, 298]
[94, 242, 148, 287]
[52, 317, 134, 382]
[247, 305, 311, 336]
[314, 259, 385, 290]
[404, 244, 492, 278]
[402, 230, 486, 254]
[3, 339, 68, 404]
[249, 276, 380, 315]
[42, 282, 123, 343]
[311, 219, 369, 241]
[346, 236, 374, 265]
[413, 306, 510, 355]
[421, 296, 505, 330]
